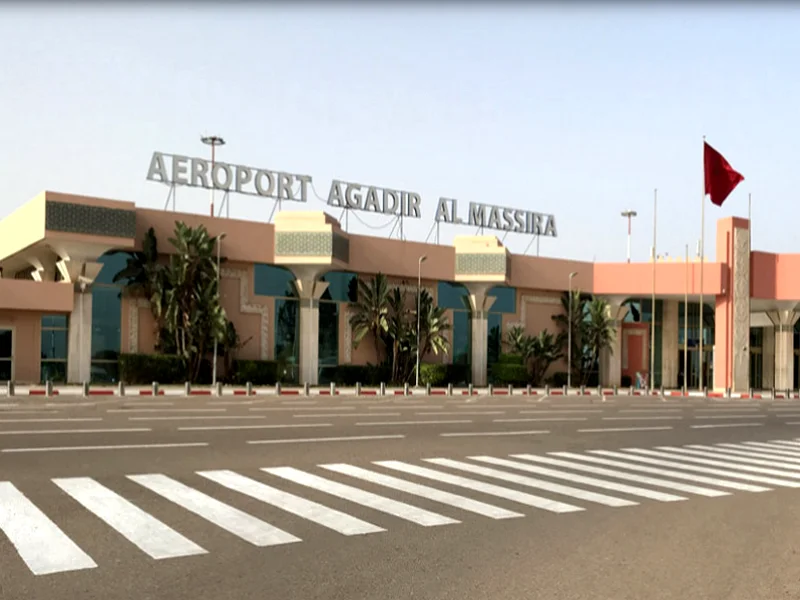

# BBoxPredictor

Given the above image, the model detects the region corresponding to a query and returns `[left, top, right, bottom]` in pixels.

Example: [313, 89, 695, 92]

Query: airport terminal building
[0, 185, 793, 393]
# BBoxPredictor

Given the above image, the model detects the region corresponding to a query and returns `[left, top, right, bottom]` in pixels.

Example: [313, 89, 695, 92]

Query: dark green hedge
[490, 363, 529, 386]
[232, 360, 279, 386]
[120, 354, 189, 385]
[497, 353, 524, 366]
[419, 363, 470, 386]
[327, 365, 391, 386]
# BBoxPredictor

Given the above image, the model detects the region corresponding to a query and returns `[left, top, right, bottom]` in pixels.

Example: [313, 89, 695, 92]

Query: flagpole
[684, 243, 689, 394]
[651, 188, 657, 392]
[699, 136, 706, 392]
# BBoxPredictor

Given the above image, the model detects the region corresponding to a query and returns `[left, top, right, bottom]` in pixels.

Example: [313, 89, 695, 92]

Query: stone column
[762, 325, 775, 389]
[661, 300, 679, 389]
[67, 288, 93, 383]
[465, 284, 495, 387]
[294, 274, 329, 386]
[599, 303, 629, 387]
[768, 310, 798, 390]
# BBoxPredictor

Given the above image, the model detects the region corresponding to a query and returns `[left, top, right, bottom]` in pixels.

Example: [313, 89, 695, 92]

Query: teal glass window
[321, 272, 357, 303]
[274, 298, 299, 382]
[437, 282, 470, 311]
[41, 330, 68, 360]
[488, 286, 516, 314]
[254, 264, 296, 297]
[91, 285, 121, 383]
[487, 313, 503, 366]
[94, 252, 131, 285]
[41, 314, 69, 383]
[451, 311, 471, 366]
[318, 301, 339, 384]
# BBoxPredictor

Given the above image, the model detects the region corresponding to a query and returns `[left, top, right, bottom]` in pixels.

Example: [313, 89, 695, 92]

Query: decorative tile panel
[46, 202, 136, 239]
[455, 253, 507, 275]
[275, 232, 332, 256]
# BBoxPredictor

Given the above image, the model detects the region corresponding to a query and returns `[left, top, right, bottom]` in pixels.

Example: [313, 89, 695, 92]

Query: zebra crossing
[7, 437, 800, 577]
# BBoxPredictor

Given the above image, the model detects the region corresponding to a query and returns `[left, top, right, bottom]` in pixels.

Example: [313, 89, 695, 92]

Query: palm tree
[504, 325, 531, 357]
[349, 273, 391, 364]
[552, 290, 588, 384]
[584, 298, 616, 385]
[112, 227, 169, 349]
[528, 330, 563, 386]
[416, 289, 451, 361]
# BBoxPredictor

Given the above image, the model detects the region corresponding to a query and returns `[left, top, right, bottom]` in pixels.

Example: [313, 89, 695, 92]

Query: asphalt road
[3, 393, 800, 600]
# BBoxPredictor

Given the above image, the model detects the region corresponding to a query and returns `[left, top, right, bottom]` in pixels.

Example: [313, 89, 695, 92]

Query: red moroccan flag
[704, 141, 744, 206]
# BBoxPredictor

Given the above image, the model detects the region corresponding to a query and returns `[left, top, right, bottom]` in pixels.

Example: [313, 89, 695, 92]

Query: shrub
[490, 363, 529, 386]
[331, 364, 390, 386]
[119, 353, 186, 385]
[547, 371, 569, 388]
[232, 360, 279, 386]
[497, 353, 524, 366]
[420, 364, 447, 386]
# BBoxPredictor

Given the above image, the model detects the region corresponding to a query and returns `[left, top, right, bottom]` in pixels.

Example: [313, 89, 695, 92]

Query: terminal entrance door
[0, 328, 12, 381]
[679, 347, 713, 390]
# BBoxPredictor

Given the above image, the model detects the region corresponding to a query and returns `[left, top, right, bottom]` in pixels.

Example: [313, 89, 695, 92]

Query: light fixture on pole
[621, 209, 637, 263]
[201, 135, 226, 217]
[567, 271, 578, 390]
[415, 255, 427, 388]
[212, 232, 227, 387]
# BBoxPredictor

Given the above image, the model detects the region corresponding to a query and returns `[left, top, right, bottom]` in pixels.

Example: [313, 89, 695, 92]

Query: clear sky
[2, 3, 798, 263]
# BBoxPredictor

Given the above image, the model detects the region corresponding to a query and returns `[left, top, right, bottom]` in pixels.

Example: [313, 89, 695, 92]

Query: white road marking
[519, 410, 602, 414]
[657, 446, 800, 471]
[418, 411, 505, 416]
[53, 477, 207, 559]
[738, 441, 800, 456]
[247, 435, 405, 445]
[440, 430, 549, 438]
[321, 463, 523, 520]
[471, 456, 686, 502]
[177, 424, 332, 431]
[602, 449, 800, 487]
[511, 454, 728, 497]
[294, 413, 403, 418]
[0, 418, 103, 423]
[493, 417, 588, 423]
[578, 426, 673, 433]
[263, 467, 458, 527]
[250, 407, 356, 412]
[425, 458, 637, 508]
[767, 440, 800, 448]
[690, 423, 763, 429]
[601, 416, 683, 421]
[694, 414, 766, 419]
[375, 460, 582, 513]
[1, 442, 209, 453]
[552, 451, 769, 492]
[693, 444, 800, 464]
[108, 408, 225, 414]
[128, 416, 267, 421]
[128, 474, 301, 547]
[0, 482, 97, 575]
[356, 420, 472, 426]
[198, 470, 383, 536]
[619, 409, 682, 414]
[0, 428, 150, 435]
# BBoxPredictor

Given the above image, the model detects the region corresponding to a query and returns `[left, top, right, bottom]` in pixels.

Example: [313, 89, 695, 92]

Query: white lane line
[356, 420, 472, 426]
[552, 451, 769, 493]
[177, 424, 332, 432]
[375, 460, 582, 514]
[608, 449, 800, 487]
[53, 477, 207, 559]
[108, 408, 225, 414]
[694, 444, 800, 464]
[619, 409, 682, 414]
[198, 470, 383, 536]
[0, 482, 97, 575]
[369, 405, 445, 410]
[263, 467, 458, 527]
[694, 414, 766, 420]
[601, 416, 683, 421]
[119, 402, 176, 407]
[321, 464, 523, 520]
[510, 454, 728, 497]
[690, 423, 764, 429]
[768, 440, 800, 448]
[578, 426, 673, 433]
[1, 442, 209, 453]
[0, 428, 151, 435]
[0, 410, 59, 415]
[207, 401, 258, 406]
[247, 435, 405, 445]
[695, 407, 760, 412]
[440, 430, 549, 438]
[294, 413, 403, 418]
[128, 416, 267, 421]
[471, 456, 687, 502]
[519, 410, 602, 415]
[0, 418, 103, 423]
[250, 407, 356, 412]
[658, 446, 800, 470]
[280, 401, 318, 406]
[128, 474, 301, 547]
[493, 418, 588, 423]
[783, 421, 800, 424]
[425, 458, 637, 508]
[418, 411, 505, 416]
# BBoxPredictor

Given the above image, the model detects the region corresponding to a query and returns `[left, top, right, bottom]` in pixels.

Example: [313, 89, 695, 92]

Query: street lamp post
[212, 232, 227, 387]
[621, 210, 638, 263]
[201, 135, 226, 217]
[567, 271, 578, 390]
[415, 255, 427, 388]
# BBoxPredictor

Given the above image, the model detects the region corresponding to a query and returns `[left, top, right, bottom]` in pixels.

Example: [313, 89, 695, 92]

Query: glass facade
[0, 328, 11, 381]
[437, 282, 471, 366]
[750, 327, 763, 389]
[487, 286, 516, 372]
[41, 315, 68, 382]
[254, 264, 300, 382]
[90, 253, 128, 383]
[676, 302, 715, 389]
[318, 272, 354, 384]
[625, 299, 664, 387]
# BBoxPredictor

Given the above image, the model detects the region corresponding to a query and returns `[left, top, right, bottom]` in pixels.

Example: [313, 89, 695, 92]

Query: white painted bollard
[468, 383, 474, 396]
[152, 381, 159, 397]
[487, 384, 493, 396]
[184, 381, 191, 395]
[6, 381, 13, 396]
[528, 384, 534, 396]
[404, 382, 409, 396]
[215, 381, 223, 397]
[118, 381, 125, 397]
[508, 384, 513, 396]
[45, 380, 53, 397]
[82, 381, 89, 397]
[276, 382, 282, 396]
[380, 382, 386, 396]
[446, 383, 453, 396]
[612, 385, 618, 395]
[579, 385, 586, 395]
[425, 383, 431, 395]
[246, 381, 253, 396]
[355, 382, 361, 396]
[303, 382, 309, 396]
[563, 385, 568, 395]
[330, 382, 336, 396]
